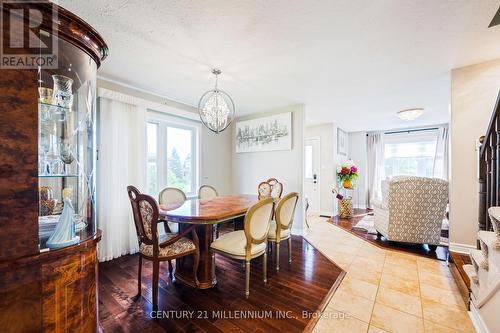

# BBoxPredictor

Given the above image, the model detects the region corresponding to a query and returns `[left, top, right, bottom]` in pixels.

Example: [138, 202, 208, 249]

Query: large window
[146, 112, 199, 197]
[383, 129, 438, 179]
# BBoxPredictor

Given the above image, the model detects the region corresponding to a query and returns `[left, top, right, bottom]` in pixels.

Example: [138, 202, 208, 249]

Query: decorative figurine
[46, 187, 79, 249]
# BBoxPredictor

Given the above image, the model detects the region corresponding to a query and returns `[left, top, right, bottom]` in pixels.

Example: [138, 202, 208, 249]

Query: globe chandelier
[198, 69, 235, 133]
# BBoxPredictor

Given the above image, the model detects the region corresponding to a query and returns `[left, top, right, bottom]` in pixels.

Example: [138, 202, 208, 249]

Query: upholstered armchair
[373, 176, 448, 249]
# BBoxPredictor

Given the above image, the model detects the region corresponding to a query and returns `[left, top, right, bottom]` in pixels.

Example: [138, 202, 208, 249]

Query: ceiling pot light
[397, 108, 424, 121]
[198, 69, 235, 133]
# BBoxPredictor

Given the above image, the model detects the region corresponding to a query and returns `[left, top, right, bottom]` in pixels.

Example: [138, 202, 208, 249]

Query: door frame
[303, 136, 321, 214]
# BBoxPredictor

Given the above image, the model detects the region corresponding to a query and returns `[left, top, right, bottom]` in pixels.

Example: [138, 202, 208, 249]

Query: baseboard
[469, 301, 490, 333]
[449, 242, 477, 254]
[319, 211, 333, 218]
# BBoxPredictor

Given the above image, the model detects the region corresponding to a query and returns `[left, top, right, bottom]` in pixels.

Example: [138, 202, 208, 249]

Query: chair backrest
[244, 198, 274, 247]
[387, 176, 448, 232]
[198, 185, 218, 199]
[127, 186, 159, 246]
[257, 178, 283, 200]
[276, 192, 299, 230]
[159, 187, 186, 206]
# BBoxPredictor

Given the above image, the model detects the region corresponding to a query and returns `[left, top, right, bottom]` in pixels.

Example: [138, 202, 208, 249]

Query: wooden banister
[478, 90, 500, 232]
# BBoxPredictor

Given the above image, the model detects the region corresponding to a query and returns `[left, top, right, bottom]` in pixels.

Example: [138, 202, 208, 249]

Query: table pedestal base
[175, 224, 217, 289]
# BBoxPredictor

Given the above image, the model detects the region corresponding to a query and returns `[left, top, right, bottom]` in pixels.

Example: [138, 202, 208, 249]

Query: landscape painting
[235, 112, 292, 153]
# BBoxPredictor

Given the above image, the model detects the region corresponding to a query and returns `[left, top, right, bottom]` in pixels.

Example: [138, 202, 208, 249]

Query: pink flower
[351, 166, 358, 173]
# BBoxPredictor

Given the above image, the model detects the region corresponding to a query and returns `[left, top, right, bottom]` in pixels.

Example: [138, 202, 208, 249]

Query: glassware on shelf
[52, 75, 74, 109]
[59, 140, 75, 174]
[38, 87, 53, 104]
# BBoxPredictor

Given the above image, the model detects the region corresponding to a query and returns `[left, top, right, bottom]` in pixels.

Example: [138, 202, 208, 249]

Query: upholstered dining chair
[210, 197, 274, 298]
[258, 178, 283, 201]
[158, 187, 187, 233]
[268, 192, 299, 271]
[198, 185, 218, 199]
[127, 186, 199, 311]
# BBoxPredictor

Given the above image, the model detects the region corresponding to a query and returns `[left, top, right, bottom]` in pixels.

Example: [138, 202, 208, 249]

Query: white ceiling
[59, 0, 500, 131]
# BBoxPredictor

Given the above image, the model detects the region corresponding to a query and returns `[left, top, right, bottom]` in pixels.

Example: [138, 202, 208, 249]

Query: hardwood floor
[98, 236, 344, 333]
[326, 209, 449, 261]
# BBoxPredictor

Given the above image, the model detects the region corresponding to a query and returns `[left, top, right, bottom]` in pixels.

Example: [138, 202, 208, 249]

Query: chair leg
[245, 260, 250, 298]
[193, 249, 200, 287]
[168, 260, 173, 279]
[276, 241, 280, 271]
[287, 237, 292, 263]
[211, 251, 216, 278]
[152, 260, 159, 311]
[263, 252, 267, 284]
[137, 256, 142, 296]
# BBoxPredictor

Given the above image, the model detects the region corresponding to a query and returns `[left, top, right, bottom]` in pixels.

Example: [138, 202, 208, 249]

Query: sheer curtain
[433, 126, 449, 180]
[367, 132, 385, 208]
[97, 97, 146, 262]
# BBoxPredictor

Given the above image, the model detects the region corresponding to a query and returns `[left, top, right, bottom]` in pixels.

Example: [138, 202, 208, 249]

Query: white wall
[98, 79, 233, 195]
[232, 104, 305, 235]
[348, 132, 368, 209]
[450, 58, 500, 250]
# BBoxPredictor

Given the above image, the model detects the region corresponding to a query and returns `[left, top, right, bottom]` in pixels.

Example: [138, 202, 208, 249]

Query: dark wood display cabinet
[0, 2, 108, 332]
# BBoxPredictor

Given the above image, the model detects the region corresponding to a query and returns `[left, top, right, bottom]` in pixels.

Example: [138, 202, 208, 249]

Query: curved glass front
[38, 32, 97, 251]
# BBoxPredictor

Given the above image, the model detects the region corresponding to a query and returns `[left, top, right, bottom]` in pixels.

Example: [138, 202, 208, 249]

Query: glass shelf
[39, 102, 70, 112]
[39, 174, 78, 178]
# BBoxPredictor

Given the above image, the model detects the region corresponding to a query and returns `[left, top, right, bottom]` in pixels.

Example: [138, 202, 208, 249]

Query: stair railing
[478, 90, 500, 232]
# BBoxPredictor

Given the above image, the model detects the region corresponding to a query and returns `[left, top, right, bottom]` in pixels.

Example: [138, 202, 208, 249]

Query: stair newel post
[479, 135, 487, 233]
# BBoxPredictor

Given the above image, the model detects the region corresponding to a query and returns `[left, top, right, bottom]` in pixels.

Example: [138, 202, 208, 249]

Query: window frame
[146, 110, 201, 198]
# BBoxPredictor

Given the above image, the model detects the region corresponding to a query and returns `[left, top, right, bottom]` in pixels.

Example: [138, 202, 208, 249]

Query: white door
[304, 137, 320, 214]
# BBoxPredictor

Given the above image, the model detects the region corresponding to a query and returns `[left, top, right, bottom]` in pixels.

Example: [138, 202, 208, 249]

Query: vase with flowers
[336, 160, 359, 189]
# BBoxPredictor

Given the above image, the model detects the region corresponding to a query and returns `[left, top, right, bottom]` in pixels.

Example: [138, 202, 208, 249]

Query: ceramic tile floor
[305, 215, 475, 333]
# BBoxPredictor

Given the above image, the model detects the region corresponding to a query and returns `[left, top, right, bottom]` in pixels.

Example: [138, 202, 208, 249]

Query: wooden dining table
[159, 194, 258, 289]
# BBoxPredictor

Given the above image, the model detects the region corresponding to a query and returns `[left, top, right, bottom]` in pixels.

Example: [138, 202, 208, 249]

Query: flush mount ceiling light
[397, 108, 424, 121]
[198, 69, 235, 134]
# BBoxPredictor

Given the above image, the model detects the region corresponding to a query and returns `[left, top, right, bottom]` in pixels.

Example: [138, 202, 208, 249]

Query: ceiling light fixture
[397, 108, 424, 121]
[198, 69, 235, 133]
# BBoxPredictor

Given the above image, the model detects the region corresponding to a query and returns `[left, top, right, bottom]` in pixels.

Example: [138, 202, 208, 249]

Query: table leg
[174, 224, 217, 289]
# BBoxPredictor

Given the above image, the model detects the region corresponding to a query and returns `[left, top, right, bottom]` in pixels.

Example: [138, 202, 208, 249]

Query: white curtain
[433, 126, 449, 180]
[367, 132, 385, 208]
[97, 97, 146, 262]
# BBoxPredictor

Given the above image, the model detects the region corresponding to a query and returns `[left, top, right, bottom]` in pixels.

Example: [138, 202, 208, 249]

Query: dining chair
[198, 185, 218, 199]
[268, 192, 299, 271]
[210, 197, 274, 298]
[258, 178, 283, 201]
[127, 186, 200, 311]
[158, 187, 187, 233]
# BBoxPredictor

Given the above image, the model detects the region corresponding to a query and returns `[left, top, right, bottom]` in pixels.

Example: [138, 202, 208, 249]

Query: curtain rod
[385, 127, 439, 135]
[366, 127, 440, 136]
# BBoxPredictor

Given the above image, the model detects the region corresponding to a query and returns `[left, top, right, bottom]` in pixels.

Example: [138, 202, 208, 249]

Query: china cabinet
[0, 1, 107, 332]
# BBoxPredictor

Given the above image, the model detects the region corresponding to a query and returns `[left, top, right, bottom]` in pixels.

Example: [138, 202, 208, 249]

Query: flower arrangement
[336, 160, 359, 189]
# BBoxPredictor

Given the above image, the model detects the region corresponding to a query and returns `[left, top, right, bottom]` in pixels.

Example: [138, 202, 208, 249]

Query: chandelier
[198, 69, 235, 133]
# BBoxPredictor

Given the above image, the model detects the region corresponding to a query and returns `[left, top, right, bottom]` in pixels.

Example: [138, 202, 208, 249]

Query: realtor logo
[0, 0, 58, 69]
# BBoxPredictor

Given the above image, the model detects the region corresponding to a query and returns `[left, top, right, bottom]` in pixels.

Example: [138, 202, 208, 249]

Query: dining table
[159, 194, 258, 289]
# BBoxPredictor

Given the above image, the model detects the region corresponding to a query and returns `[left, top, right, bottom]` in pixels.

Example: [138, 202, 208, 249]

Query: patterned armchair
[373, 176, 448, 248]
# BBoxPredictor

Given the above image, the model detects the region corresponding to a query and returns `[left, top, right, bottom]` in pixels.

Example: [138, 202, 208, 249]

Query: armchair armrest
[159, 224, 198, 248]
[157, 218, 172, 233]
[371, 197, 388, 210]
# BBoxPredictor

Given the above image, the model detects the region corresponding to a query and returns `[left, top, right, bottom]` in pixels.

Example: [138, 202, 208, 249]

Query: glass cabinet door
[38, 33, 97, 251]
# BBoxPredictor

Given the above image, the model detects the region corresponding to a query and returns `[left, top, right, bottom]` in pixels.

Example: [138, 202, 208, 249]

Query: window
[146, 112, 199, 197]
[383, 129, 438, 179]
